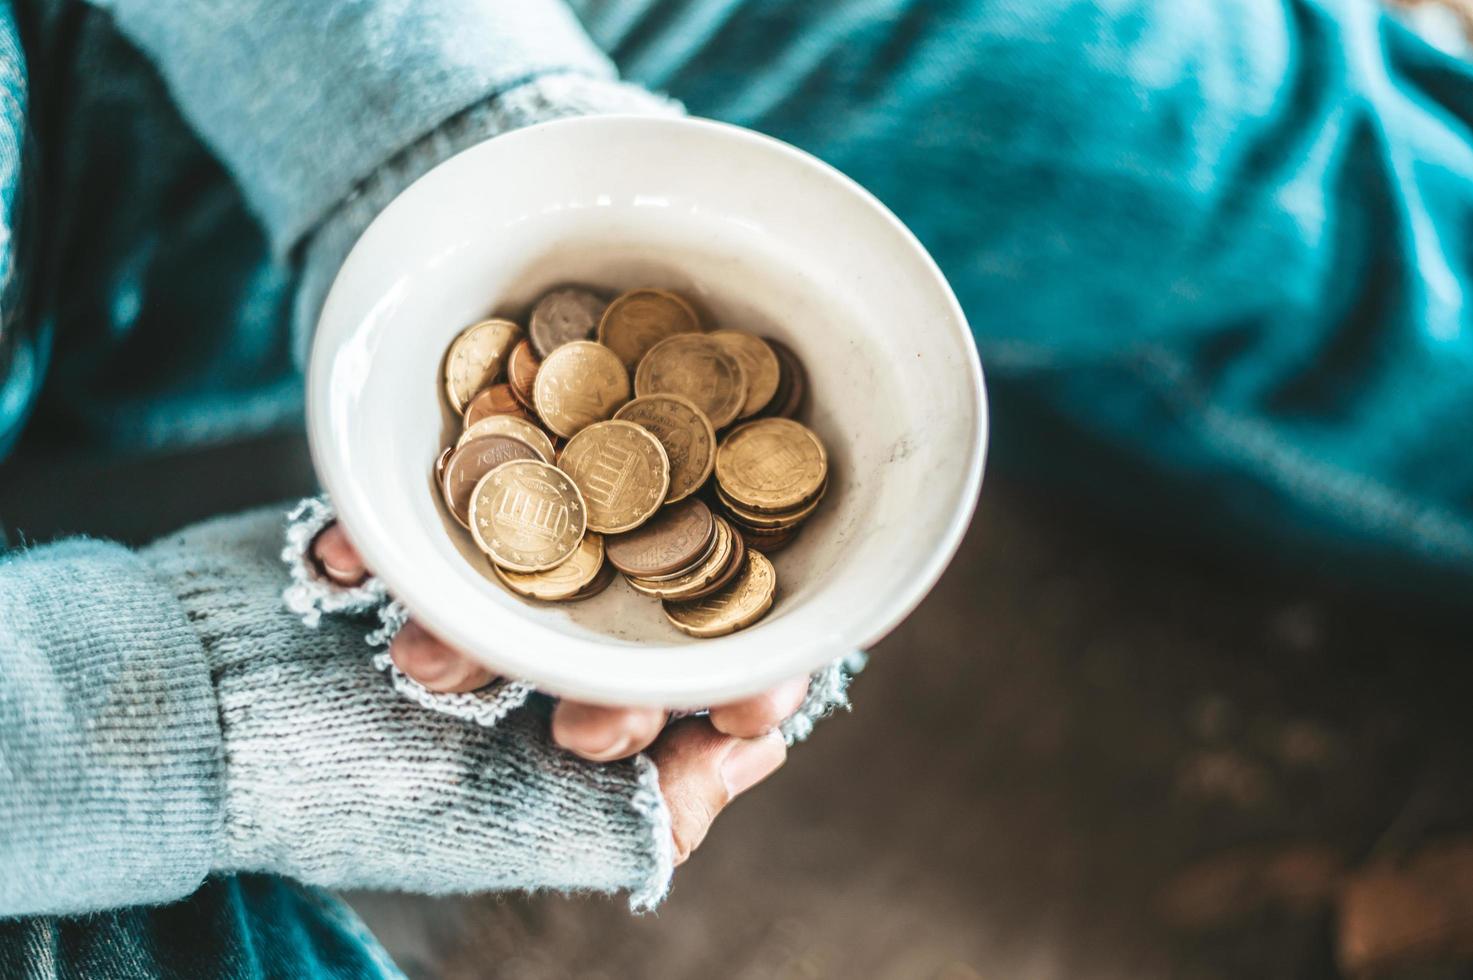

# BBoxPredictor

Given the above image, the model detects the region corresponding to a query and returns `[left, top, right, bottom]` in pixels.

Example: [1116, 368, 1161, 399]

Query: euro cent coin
[556, 419, 670, 533]
[469, 459, 587, 573]
[533, 340, 631, 438]
[709, 330, 780, 418]
[443, 318, 521, 413]
[529, 286, 607, 358]
[633, 333, 748, 430]
[663, 550, 776, 638]
[613, 393, 717, 503]
[598, 288, 701, 371]
[715, 417, 828, 513]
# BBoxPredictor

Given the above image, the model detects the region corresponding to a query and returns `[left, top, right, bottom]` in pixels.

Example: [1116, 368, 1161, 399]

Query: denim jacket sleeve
[90, 0, 624, 258]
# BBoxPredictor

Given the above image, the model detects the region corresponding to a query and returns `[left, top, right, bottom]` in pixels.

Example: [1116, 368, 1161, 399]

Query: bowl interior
[310, 116, 986, 706]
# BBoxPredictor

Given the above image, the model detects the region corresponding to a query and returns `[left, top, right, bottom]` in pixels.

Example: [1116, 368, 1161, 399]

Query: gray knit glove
[141, 507, 674, 910]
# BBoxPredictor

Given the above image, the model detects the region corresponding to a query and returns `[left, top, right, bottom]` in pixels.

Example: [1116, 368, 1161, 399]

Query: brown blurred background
[4, 434, 1472, 979]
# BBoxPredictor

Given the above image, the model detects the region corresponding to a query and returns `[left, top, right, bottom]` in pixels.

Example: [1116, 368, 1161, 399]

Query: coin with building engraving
[605, 496, 716, 578]
[633, 333, 748, 430]
[440, 436, 539, 527]
[717, 476, 827, 529]
[709, 331, 780, 418]
[598, 288, 701, 370]
[468, 459, 586, 572]
[492, 531, 605, 600]
[529, 286, 606, 358]
[557, 420, 670, 533]
[463, 383, 529, 427]
[716, 417, 828, 513]
[612, 393, 716, 503]
[662, 550, 776, 638]
[533, 340, 631, 438]
[443, 319, 521, 413]
[457, 414, 556, 463]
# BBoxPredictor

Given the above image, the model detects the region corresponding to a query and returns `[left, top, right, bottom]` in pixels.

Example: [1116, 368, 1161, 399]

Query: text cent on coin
[557, 420, 670, 533]
[530, 286, 606, 358]
[440, 436, 539, 527]
[458, 414, 556, 463]
[613, 393, 716, 503]
[634, 333, 748, 430]
[606, 496, 716, 578]
[469, 459, 587, 573]
[598, 288, 701, 370]
[533, 340, 631, 438]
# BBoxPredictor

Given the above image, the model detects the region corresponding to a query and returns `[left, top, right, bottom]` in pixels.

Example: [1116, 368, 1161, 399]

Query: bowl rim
[308, 113, 989, 706]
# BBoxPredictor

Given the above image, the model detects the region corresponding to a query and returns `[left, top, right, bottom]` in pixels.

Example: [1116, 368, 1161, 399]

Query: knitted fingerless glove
[142, 507, 674, 910]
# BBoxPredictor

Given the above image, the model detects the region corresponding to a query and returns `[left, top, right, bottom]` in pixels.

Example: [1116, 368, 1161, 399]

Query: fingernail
[321, 561, 364, 586]
[721, 731, 786, 799]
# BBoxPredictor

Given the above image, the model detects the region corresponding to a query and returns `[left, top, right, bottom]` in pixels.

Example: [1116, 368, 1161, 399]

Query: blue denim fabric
[0, 876, 403, 980]
[570, 0, 1473, 602]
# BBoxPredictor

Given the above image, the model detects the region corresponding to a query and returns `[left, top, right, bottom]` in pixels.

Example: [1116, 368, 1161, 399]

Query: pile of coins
[435, 285, 828, 638]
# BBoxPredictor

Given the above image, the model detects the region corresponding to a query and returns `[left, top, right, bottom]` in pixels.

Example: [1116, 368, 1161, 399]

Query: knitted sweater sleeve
[0, 508, 674, 919]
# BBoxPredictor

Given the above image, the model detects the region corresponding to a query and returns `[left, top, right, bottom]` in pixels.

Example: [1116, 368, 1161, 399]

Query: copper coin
[529, 286, 607, 358]
[605, 496, 716, 578]
[761, 338, 807, 419]
[463, 383, 529, 427]
[440, 435, 539, 527]
[506, 339, 540, 410]
[683, 518, 747, 599]
[625, 515, 736, 600]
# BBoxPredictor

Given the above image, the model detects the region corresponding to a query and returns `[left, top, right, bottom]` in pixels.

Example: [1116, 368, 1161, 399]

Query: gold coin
[709, 331, 781, 418]
[633, 334, 748, 430]
[717, 475, 828, 526]
[440, 436, 540, 528]
[468, 459, 586, 572]
[557, 420, 670, 533]
[458, 414, 556, 463]
[715, 418, 828, 513]
[443, 319, 522, 413]
[627, 517, 736, 600]
[597, 288, 701, 370]
[612, 394, 716, 503]
[662, 550, 776, 638]
[533, 340, 631, 438]
[568, 555, 617, 600]
[492, 532, 605, 600]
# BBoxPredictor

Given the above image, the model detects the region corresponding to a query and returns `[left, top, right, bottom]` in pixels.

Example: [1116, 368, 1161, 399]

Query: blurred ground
[4, 434, 1472, 979]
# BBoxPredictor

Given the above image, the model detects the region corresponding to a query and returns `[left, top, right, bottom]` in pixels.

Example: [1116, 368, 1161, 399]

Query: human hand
[314, 522, 803, 864]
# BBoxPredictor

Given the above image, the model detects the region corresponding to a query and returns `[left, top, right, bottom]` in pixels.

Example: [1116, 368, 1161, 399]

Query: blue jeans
[571, 0, 1473, 604]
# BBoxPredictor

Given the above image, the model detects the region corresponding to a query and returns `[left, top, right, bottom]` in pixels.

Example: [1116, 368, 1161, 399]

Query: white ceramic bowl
[308, 115, 987, 708]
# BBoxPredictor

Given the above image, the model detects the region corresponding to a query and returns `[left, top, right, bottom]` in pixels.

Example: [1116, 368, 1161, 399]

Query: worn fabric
[570, 0, 1473, 603]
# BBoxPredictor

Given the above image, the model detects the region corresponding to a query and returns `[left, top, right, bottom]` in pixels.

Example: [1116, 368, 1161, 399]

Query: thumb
[647, 718, 787, 866]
